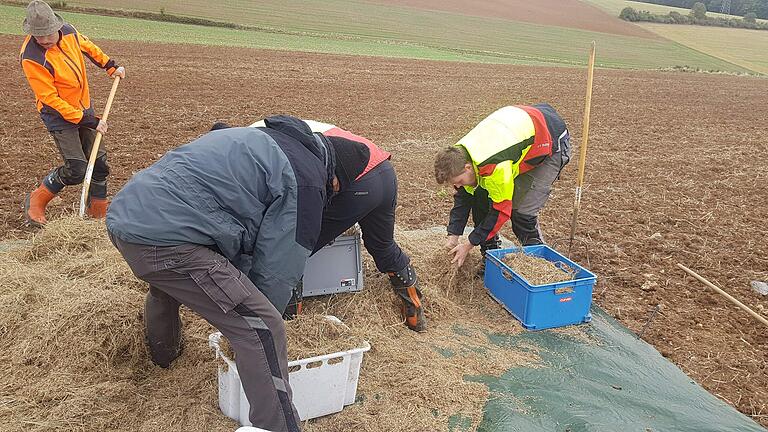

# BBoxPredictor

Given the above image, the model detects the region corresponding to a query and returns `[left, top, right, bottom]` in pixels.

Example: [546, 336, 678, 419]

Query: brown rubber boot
[24, 184, 56, 227]
[87, 197, 109, 219]
[389, 264, 427, 332]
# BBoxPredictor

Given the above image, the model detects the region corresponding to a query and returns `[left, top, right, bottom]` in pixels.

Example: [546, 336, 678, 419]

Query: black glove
[78, 113, 100, 129]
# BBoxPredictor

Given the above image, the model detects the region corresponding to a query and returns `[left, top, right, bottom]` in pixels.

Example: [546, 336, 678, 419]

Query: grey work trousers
[510, 141, 572, 244]
[109, 234, 301, 432]
[469, 145, 571, 246]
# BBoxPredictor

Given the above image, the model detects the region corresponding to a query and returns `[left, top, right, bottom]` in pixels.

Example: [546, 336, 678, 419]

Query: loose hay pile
[0, 217, 233, 432]
[501, 251, 576, 285]
[220, 314, 367, 362]
[0, 217, 540, 432]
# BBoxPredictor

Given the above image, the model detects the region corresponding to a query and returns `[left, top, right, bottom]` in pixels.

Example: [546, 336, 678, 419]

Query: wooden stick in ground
[677, 263, 768, 328]
[79, 76, 121, 217]
[568, 42, 596, 256]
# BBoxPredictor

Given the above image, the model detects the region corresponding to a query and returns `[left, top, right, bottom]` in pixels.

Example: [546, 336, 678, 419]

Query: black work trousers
[46, 126, 109, 197]
[312, 160, 409, 273]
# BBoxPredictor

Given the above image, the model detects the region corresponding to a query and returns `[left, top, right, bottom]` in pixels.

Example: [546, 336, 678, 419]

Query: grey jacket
[107, 118, 332, 312]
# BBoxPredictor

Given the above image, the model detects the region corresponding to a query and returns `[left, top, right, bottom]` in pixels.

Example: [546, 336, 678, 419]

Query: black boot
[388, 264, 426, 332]
[144, 286, 183, 368]
[477, 235, 502, 277]
[282, 280, 303, 320]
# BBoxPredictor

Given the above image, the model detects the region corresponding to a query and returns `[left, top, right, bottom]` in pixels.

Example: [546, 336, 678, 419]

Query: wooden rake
[567, 42, 596, 257]
[79, 76, 121, 217]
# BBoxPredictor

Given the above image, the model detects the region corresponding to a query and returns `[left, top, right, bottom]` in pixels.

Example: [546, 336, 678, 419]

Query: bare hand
[96, 119, 108, 134]
[449, 242, 474, 268]
[445, 234, 460, 250]
[113, 66, 126, 79]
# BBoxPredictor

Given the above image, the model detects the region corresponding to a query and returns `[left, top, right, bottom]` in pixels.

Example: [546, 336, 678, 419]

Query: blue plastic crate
[484, 245, 597, 330]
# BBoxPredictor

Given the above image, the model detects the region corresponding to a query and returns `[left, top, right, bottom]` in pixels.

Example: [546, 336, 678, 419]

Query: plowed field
[373, 0, 657, 38]
[1, 35, 766, 426]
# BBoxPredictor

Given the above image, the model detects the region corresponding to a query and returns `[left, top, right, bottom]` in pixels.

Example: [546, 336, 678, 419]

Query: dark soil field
[1, 35, 766, 426]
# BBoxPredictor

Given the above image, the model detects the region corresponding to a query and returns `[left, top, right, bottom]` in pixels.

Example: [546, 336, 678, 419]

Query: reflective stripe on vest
[457, 106, 535, 166]
[457, 105, 557, 202]
[320, 127, 390, 179]
[252, 119, 391, 180]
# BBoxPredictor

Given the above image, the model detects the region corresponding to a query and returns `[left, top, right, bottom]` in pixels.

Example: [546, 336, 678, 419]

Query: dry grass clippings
[501, 251, 576, 285]
[1, 217, 540, 432]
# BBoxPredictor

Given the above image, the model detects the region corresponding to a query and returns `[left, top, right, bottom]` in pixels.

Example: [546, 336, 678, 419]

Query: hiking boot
[388, 264, 426, 332]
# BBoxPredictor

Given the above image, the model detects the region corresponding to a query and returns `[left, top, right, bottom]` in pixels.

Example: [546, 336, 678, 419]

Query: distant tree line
[631, 0, 768, 19]
[620, 2, 768, 29]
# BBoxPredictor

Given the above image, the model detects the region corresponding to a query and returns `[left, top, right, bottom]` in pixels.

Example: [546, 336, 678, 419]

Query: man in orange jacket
[19, 0, 125, 226]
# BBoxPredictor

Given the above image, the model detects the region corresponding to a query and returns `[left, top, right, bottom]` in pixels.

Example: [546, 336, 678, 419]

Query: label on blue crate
[340, 278, 356, 287]
[559, 297, 573, 303]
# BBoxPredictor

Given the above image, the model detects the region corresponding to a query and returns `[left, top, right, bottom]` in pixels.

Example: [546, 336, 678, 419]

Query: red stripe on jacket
[478, 164, 496, 177]
[488, 200, 513, 241]
[323, 127, 391, 179]
[516, 105, 553, 174]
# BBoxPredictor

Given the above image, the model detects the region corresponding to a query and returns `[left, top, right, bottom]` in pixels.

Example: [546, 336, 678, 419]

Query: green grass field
[0, 2, 752, 73]
[585, 0, 767, 22]
[584, 0, 768, 74]
[640, 23, 768, 74]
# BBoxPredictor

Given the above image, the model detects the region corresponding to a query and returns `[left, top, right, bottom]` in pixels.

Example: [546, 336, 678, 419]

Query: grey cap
[22, 1, 64, 36]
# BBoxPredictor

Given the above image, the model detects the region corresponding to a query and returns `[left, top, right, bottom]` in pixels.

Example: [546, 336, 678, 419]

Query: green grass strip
[0, 3, 750, 72]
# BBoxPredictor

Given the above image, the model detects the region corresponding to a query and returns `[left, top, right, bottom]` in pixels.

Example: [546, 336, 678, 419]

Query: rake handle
[568, 42, 596, 256]
[79, 76, 121, 217]
[677, 263, 768, 328]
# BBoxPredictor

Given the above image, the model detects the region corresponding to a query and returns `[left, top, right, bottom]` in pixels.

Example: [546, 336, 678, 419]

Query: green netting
[467, 307, 764, 432]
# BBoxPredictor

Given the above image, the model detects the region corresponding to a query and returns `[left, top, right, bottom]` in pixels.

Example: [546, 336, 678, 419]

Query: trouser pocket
[191, 260, 252, 313]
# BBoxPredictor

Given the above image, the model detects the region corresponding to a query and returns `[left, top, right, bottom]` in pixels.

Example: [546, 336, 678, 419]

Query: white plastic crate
[208, 317, 370, 425]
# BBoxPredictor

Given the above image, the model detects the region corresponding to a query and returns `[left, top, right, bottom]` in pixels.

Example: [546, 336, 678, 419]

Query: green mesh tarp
[465, 307, 764, 432]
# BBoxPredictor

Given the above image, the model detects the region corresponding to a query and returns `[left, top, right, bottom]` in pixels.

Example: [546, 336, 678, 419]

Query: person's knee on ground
[512, 212, 544, 246]
[144, 286, 183, 368]
[388, 263, 426, 332]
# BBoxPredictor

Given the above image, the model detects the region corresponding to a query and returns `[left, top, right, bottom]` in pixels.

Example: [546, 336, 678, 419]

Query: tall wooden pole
[568, 42, 596, 256]
[79, 76, 121, 217]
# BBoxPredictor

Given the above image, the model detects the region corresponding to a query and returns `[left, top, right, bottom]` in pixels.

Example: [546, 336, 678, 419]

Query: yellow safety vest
[457, 106, 536, 204]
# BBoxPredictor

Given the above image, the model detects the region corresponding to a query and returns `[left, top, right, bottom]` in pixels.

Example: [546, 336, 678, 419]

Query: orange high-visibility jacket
[20, 23, 118, 131]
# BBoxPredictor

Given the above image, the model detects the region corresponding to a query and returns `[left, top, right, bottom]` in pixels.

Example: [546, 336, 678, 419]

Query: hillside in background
[369, 0, 657, 37]
[0, 1, 754, 73]
[585, 0, 768, 73]
[633, 0, 768, 19]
